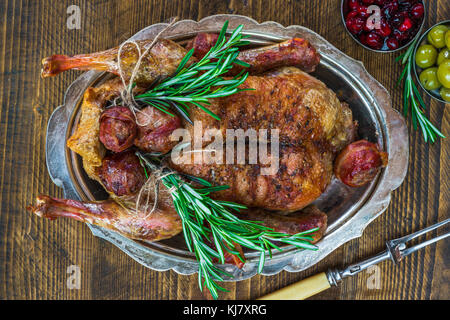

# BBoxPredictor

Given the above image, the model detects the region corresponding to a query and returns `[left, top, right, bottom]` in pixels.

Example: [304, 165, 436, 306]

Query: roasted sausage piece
[134, 106, 181, 154]
[221, 205, 327, 267]
[98, 151, 146, 197]
[237, 206, 328, 243]
[334, 140, 388, 187]
[187, 34, 320, 74]
[185, 33, 220, 58]
[233, 38, 320, 74]
[99, 106, 137, 153]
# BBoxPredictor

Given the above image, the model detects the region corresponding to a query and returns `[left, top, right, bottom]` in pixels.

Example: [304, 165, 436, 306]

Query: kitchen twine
[116, 17, 179, 127]
[137, 166, 186, 218]
[136, 148, 219, 217]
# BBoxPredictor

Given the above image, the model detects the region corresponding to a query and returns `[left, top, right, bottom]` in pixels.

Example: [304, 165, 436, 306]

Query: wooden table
[0, 0, 448, 300]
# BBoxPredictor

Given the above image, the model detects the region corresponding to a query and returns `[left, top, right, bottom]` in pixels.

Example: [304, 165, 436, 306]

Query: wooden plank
[0, 0, 448, 300]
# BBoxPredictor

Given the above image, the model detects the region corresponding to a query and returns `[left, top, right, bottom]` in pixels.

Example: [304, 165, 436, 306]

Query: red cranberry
[383, 0, 399, 15]
[410, 3, 424, 20]
[375, 0, 388, 5]
[357, 5, 370, 18]
[386, 37, 399, 49]
[376, 18, 392, 37]
[393, 29, 408, 41]
[399, 17, 413, 31]
[346, 10, 359, 20]
[390, 12, 405, 27]
[346, 17, 365, 34]
[398, 10, 410, 17]
[348, 0, 360, 10]
[364, 31, 383, 49]
[362, 0, 375, 4]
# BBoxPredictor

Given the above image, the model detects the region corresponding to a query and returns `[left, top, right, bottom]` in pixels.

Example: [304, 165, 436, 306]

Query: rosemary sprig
[396, 38, 445, 143]
[136, 152, 318, 300]
[134, 21, 251, 123]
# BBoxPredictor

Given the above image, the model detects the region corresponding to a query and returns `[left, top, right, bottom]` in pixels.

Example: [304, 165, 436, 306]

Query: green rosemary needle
[136, 152, 318, 300]
[396, 38, 445, 143]
[134, 21, 251, 123]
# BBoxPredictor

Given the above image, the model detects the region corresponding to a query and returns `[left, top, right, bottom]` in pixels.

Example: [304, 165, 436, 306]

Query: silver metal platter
[45, 14, 409, 280]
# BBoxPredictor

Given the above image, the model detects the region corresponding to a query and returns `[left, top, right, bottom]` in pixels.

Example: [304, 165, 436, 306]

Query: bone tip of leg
[27, 195, 51, 217]
[41, 55, 69, 78]
[26, 203, 44, 217]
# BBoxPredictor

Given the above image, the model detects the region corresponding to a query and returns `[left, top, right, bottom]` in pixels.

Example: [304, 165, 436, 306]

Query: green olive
[437, 60, 450, 88]
[437, 48, 450, 65]
[440, 87, 450, 102]
[415, 44, 438, 68]
[419, 67, 441, 91]
[446, 30, 450, 49]
[427, 25, 449, 49]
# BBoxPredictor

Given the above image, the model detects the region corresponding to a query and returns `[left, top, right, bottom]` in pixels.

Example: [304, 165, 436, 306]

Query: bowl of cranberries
[342, 0, 425, 52]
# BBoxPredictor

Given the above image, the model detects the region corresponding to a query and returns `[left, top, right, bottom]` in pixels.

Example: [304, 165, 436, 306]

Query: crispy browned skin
[186, 67, 355, 153]
[168, 142, 333, 212]
[27, 195, 183, 242]
[187, 34, 320, 74]
[41, 39, 193, 87]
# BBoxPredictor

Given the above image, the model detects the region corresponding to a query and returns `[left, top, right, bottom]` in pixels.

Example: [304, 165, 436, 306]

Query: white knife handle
[257, 272, 331, 300]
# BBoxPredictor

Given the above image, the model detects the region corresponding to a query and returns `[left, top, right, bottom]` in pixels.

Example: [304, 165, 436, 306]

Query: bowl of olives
[341, 0, 425, 52]
[414, 20, 450, 103]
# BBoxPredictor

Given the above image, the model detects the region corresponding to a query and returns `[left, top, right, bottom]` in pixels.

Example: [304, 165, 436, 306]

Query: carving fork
[258, 218, 450, 300]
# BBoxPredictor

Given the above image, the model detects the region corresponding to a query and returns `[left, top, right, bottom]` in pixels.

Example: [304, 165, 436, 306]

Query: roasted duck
[30, 32, 387, 250]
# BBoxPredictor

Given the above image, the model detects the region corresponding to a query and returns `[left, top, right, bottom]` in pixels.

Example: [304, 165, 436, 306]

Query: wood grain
[0, 0, 448, 300]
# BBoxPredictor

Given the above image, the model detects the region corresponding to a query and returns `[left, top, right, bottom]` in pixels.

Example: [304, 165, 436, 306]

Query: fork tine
[401, 231, 450, 257]
[394, 218, 450, 244]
